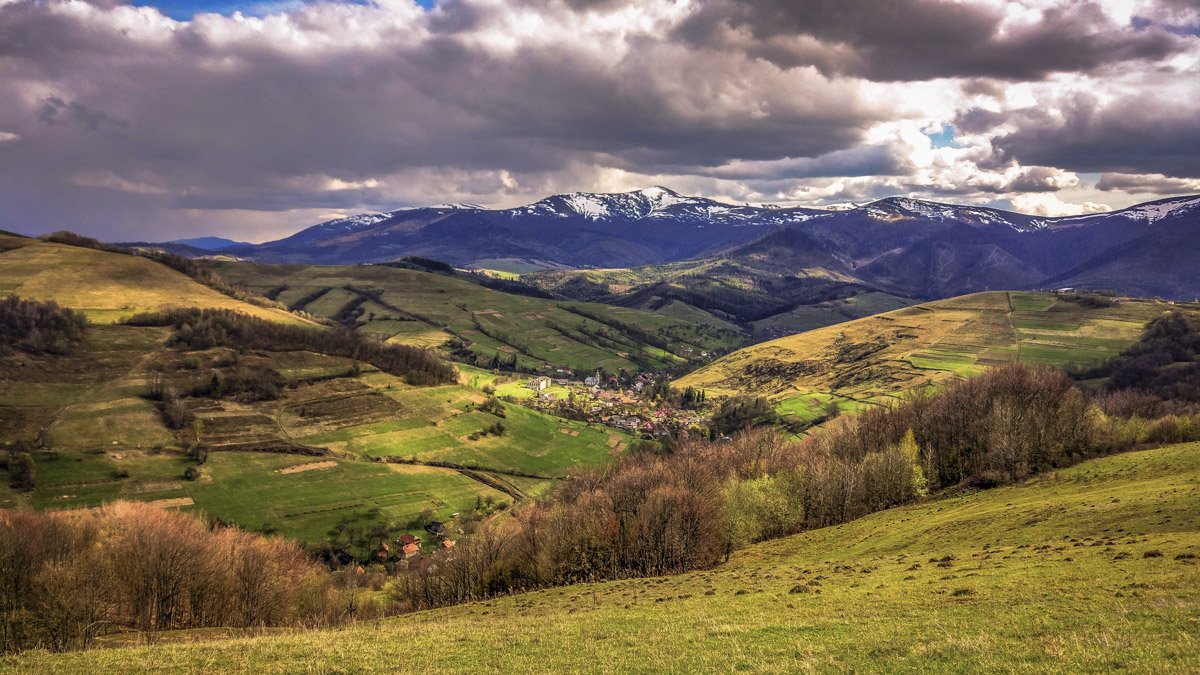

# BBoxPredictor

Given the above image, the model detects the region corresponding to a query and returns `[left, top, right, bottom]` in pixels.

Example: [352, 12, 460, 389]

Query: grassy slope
[213, 261, 742, 373]
[0, 235, 303, 325]
[677, 291, 1178, 421]
[526, 258, 891, 332]
[0, 237, 629, 541]
[0, 331, 624, 541]
[11, 442, 1199, 672]
[749, 290, 916, 340]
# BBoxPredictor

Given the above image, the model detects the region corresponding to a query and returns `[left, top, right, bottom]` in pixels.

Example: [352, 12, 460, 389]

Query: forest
[0, 296, 87, 356]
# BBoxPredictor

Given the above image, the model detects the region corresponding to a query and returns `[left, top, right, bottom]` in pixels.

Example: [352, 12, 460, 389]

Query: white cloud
[0, 0, 1195, 239]
[1008, 193, 1112, 216]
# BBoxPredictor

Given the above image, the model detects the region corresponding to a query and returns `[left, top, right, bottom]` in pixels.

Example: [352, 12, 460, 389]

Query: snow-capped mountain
[208, 188, 1200, 301]
[506, 186, 791, 224]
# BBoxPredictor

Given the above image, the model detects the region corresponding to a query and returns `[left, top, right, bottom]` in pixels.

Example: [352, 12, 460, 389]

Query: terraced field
[0, 233, 303, 325]
[14, 441, 1198, 672]
[678, 291, 1184, 422]
[213, 261, 742, 373]
[1, 329, 627, 542]
[0, 237, 638, 543]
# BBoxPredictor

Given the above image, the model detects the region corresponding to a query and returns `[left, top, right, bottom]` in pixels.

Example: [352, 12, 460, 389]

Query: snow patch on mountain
[562, 193, 615, 219]
[317, 213, 391, 232]
[429, 203, 483, 210]
[1116, 196, 1200, 223]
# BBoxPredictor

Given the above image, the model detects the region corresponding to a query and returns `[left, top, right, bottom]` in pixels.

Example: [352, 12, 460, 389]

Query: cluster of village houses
[518, 370, 706, 437]
[374, 519, 456, 563]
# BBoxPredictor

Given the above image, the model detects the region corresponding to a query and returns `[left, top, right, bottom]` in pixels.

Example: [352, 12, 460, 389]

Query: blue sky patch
[133, 0, 435, 21]
[927, 125, 956, 149]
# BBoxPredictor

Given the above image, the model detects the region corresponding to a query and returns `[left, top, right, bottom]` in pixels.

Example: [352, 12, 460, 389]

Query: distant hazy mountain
[208, 189, 1200, 301]
[169, 236, 251, 250]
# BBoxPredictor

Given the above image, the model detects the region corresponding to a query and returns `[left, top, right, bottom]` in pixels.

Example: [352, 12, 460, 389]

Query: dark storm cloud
[1001, 166, 1075, 193]
[36, 96, 128, 133]
[0, 0, 1196, 239]
[677, 0, 1184, 81]
[992, 94, 1200, 179]
[701, 145, 905, 181]
[1096, 172, 1200, 194]
[0, 0, 894, 239]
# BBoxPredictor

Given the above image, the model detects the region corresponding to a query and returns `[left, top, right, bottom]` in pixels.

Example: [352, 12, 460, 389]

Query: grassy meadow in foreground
[7, 442, 1198, 672]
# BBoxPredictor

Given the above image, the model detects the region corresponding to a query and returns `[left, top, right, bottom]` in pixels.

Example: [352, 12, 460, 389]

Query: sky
[1, 0, 1199, 242]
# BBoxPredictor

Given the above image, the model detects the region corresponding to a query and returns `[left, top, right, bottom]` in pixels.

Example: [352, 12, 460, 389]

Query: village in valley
[477, 366, 711, 438]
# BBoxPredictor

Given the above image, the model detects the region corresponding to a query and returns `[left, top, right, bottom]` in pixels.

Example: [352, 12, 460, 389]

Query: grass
[750, 291, 916, 339]
[287, 373, 627, 479]
[181, 454, 503, 543]
[1, 326, 625, 540]
[677, 292, 1179, 414]
[10, 441, 1199, 672]
[213, 261, 742, 373]
[0, 243, 635, 544]
[0, 236, 304, 325]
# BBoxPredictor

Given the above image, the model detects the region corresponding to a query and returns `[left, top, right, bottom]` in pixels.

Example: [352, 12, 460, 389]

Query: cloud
[1096, 172, 1200, 194]
[675, 0, 1185, 81]
[991, 91, 1200, 178]
[1008, 193, 1112, 217]
[0, 0, 1195, 240]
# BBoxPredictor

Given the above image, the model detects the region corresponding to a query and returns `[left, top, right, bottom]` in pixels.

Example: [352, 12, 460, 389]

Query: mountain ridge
[174, 189, 1200, 301]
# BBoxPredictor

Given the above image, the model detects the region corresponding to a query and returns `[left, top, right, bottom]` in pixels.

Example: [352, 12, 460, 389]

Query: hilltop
[677, 291, 1180, 421]
[9, 441, 1198, 672]
[0, 233, 303, 325]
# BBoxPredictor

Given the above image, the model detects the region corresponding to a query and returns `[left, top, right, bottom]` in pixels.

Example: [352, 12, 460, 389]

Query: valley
[3, 201, 1200, 670]
[0, 233, 632, 556]
[7, 0, 1200, 667]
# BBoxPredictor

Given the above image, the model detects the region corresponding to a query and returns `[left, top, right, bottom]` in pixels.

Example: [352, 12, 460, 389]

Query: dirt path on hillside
[278, 460, 337, 474]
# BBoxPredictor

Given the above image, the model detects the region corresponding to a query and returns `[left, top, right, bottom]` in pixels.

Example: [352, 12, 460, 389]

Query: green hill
[678, 291, 1183, 422]
[0, 328, 624, 544]
[0, 238, 637, 547]
[0, 234, 304, 325]
[526, 258, 915, 340]
[212, 261, 744, 374]
[10, 441, 1198, 672]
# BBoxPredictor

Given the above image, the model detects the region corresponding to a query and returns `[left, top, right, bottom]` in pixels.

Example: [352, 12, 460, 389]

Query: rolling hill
[526, 257, 915, 336]
[0, 321, 626, 547]
[676, 291, 1183, 422]
[211, 260, 744, 374]
[10, 440, 1198, 672]
[0, 235, 631, 550]
[0, 233, 304, 325]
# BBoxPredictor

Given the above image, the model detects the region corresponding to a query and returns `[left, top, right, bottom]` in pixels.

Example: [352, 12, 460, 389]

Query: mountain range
[185, 187, 1200, 301]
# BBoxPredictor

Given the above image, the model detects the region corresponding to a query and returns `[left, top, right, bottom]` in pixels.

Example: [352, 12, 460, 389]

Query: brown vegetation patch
[288, 391, 403, 432]
[278, 460, 337, 475]
[145, 496, 194, 508]
[197, 412, 286, 449]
